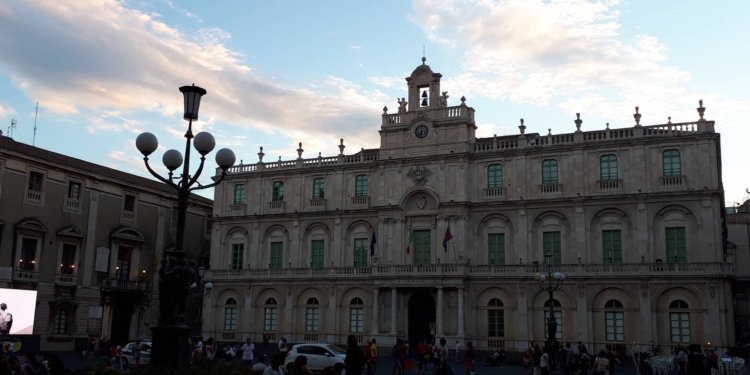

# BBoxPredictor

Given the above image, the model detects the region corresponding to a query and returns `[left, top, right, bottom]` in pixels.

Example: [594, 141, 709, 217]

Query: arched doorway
[408, 291, 436, 347]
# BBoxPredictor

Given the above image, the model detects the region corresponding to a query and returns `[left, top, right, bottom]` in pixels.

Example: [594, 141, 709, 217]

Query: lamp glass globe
[554, 272, 562, 280]
[205, 282, 214, 290]
[193, 131, 216, 155]
[162, 149, 184, 171]
[540, 274, 546, 282]
[534, 273, 541, 281]
[215, 148, 236, 170]
[136, 132, 159, 156]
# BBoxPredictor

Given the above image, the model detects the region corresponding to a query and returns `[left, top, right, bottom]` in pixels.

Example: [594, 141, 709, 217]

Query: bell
[421, 91, 428, 98]
[421, 99, 428, 106]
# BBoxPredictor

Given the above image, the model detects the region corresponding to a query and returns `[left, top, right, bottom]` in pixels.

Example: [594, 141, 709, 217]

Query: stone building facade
[0, 135, 212, 351]
[726, 200, 750, 346]
[203, 59, 732, 353]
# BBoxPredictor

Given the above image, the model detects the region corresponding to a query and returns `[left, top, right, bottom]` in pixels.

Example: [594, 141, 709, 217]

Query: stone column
[458, 287, 465, 336]
[437, 287, 444, 336]
[390, 288, 398, 335]
[372, 288, 380, 334]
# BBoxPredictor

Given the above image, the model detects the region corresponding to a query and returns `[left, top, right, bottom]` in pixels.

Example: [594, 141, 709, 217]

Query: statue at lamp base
[158, 256, 198, 325]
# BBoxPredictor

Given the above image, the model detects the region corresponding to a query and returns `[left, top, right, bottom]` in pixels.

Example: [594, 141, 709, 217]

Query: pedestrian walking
[345, 335, 366, 375]
[242, 337, 256, 366]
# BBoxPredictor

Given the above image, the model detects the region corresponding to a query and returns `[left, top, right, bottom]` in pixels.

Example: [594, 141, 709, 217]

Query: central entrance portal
[408, 291, 436, 347]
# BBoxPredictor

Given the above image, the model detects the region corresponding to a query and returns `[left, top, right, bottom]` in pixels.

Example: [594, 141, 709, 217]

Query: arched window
[306, 297, 320, 332]
[669, 300, 690, 343]
[233, 184, 246, 204]
[355, 175, 368, 197]
[313, 178, 325, 199]
[264, 298, 277, 331]
[53, 309, 67, 335]
[350, 297, 364, 333]
[272, 181, 285, 202]
[542, 159, 558, 185]
[488, 164, 503, 188]
[604, 299, 624, 342]
[488, 298, 504, 337]
[662, 150, 681, 176]
[600, 155, 618, 180]
[224, 298, 237, 331]
[543, 299, 562, 340]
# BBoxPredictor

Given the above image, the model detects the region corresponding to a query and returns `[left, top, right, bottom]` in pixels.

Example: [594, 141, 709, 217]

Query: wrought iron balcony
[13, 269, 39, 283]
[99, 277, 148, 292]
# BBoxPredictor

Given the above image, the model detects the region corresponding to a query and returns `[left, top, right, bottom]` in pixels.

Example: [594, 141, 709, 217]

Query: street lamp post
[135, 85, 235, 371]
[534, 254, 565, 354]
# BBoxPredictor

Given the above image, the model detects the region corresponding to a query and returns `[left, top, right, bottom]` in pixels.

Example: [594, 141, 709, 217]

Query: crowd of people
[0, 351, 74, 375]
[523, 341, 620, 375]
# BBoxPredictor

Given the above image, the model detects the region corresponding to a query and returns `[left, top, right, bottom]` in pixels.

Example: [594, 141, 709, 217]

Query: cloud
[369, 76, 405, 89]
[162, 0, 203, 23]
[404, 0, 747, 128]
[0, 103, 16, 119]
[351, 45, 362, 50]
[0, 0, 386, 157]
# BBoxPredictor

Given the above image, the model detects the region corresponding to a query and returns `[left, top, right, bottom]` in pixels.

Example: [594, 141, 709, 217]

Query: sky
[0, 0, 747, 203]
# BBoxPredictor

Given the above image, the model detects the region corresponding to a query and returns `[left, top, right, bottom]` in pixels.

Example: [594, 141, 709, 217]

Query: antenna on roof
[32, 102, 39, 147]
[8, 119, 16, 139]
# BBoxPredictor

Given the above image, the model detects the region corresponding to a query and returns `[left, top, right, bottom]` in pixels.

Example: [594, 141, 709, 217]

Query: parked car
[121, 341, 152, 368]
[284, 343, 346, 373]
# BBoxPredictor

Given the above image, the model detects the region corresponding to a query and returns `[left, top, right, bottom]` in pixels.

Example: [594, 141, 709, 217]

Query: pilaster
[83, 189, 100, 287]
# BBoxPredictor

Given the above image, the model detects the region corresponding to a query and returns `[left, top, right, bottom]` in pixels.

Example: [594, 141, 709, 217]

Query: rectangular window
[354, 238, 368, 268]
[231, 244, 244, 270]
[602, 230, 623, 264]
[488, 310, 504, 337]
[311, 240, 325, 268]
[115, 246, 132, 280]
[68, 181, 81, 200]
[544, 311, 562, 340]
[234, 184, 246, 204]
[600, 155, 618, 180]
[123, 195, 136, 212]
[313, 178, 325, 199]
[542, 160, 559, 185]
[605, 312, 625, 341]
[542, 231, 562, 265]
[28, 171, 44, 192]
[270, 242, 283, 269]
[350, 308, 364, 333]
[272, 182, 284, 202]
[670, 312, 690, 343]
[306, 307, 320, 332]
[663, 150, 682, 176]
[413, 230, 431, 265]
[264, 307, 278, 331]
[53, 310, 67, 335]
[20, 238, 38, 271]
[488, 165, 503, 188]
[488, 234, 506, 265]
[60, 244, 77, 275]
[355, 175, 368, 197]
[224, 307, 237, 331]
[665, 227, 687, 262]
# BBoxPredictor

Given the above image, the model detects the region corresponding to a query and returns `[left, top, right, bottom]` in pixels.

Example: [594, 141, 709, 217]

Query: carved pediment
[111, 226, 145, 242]
[57, 226, 84, 238]
[16, 219, 47, 232]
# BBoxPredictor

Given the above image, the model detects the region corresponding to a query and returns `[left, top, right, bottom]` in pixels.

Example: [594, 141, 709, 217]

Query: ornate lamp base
[150, 324, 193, 372]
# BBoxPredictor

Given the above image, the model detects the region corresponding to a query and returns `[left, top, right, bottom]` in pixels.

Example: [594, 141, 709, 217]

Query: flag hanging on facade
[370, 232, 377, 256]
[406, 230, 414, 254]
[443, 225, 453, 252]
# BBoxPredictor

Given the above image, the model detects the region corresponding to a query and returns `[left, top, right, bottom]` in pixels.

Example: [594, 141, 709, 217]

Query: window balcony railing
[484, 187, 505, 199]
[12, 269, 39, 283]
[486, 339, 506, 349]
[122, 210, 135, 221]
[308, 198, 326, 210]
[64, 198, 82, 213]
[263, 332, 277, 341]
[660, 175, 686, 187]
[303, 333, 319, 342]
[54, 273, 78, 286]
[227, 203, 246, 216]
[597, 179, 622, 191]
[351, 196, 369, 207]
[222, 332, 236, 340]
[26, 190, 43, 203]
[99, 278, 148, 292]
[539, 183, 561, 194]
[268, 201, 285, 212]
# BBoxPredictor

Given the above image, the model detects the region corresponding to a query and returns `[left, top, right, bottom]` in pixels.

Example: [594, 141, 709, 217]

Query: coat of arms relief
[406, 165, 431, 186]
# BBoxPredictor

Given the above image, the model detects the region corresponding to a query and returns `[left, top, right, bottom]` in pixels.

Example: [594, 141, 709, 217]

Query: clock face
[415, 125, 429, 139]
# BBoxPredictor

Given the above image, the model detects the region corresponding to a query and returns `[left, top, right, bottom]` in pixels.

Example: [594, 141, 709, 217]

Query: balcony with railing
[99, 278, 148, 292]
[539, 183, 561, 194]
[12, 269, 39, 283]
[121, 210, 135, 221]
[308, 198, 326, 211]
[351, 196, 370, 208]
[26, 190, 43, 204]
[54, 273, 78, 286]
[206, 262, 732, 281]
[64, 198, 82, 213]
[660, 175, 686, 188]
[597, 179, 622, 191]
[227, 203, 246, 216]
[381, 105, 475, 126]
[484, 187, 505, 199]
[268, 201, 285, 212]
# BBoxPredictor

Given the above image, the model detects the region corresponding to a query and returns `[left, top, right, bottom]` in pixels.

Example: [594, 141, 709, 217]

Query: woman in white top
[8, 356, 38, 375]
[540, 351, 550, 375]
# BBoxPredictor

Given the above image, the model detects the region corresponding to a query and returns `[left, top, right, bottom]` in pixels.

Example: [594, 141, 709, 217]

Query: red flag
[442, 226, 453, 252]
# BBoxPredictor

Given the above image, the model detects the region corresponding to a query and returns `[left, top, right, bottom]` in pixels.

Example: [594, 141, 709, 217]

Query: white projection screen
[0, 289, 37, 335]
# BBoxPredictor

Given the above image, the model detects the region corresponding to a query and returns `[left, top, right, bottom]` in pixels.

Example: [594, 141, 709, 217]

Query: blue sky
[0, 0, 747, 202]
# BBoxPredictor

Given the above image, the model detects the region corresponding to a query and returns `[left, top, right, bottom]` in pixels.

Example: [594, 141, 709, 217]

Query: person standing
[86, 336, 96, 360]
[242, 337, 256, 367]
[365, 341, 374, 375]
[0, 304, 12, 335]
[133, 340, 142, 368]
[437, 339, 450, 375]
[279, 338, 288, 358]
[463, 341, 475, 375]
[455, 341, 462, 364]
[345, 335, 366, 375]
[114, 343, 124, 372]
[540, 349, 550, 375]
[392, 339, 404, 375]
[416, 340, 427, 375]
[371, 338, 379, 373]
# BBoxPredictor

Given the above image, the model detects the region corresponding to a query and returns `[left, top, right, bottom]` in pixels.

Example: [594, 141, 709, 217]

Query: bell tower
[406, 57, 442, 111]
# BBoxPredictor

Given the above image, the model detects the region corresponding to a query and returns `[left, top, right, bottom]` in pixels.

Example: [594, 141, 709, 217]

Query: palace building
[202, 58, 732, 352]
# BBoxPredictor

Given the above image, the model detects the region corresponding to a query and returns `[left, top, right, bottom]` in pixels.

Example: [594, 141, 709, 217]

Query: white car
[121, 341, 152, 368]
[284, 343, 346, 373]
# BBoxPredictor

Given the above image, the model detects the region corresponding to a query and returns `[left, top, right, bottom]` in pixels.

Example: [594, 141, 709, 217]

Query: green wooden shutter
[231, 244, 244, 270]
[311, 240, 325, 268]
[602, 230, 622, 264]
[542, 160, 559, 185]
[270, 242, 283, 269]
[543, 232, 562, 264]
[488, 234, 506, 265]
[665, 227, 687, 262]
[413, 230, 431, 265]
[354, 238, 368, 267]
[488, 164, 503, 188]
[355, 175, 368, 197]
[600, 155, 618, 180]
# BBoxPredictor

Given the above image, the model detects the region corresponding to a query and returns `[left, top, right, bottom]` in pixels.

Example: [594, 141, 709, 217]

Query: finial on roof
[240, 159, 243, 165]
[668, 117, 672, 124]
[519, 118, 526, 134]
[258, 146, 265, 162]
[422, 56, 426, 65]
[318, 152, 322, 158]
[548, 128, 552, 136]
[606, 123, 610, 130]
[339, 138, 346, 155]
[383, 106, 388, 114]
[634, 106, 642, 127]
[697, 99, 706, 120]
[460, 96, 466, 103]
[278, 156, 282, 162]
[575, 113, 583, 132]
[297, 142, 304, 160]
